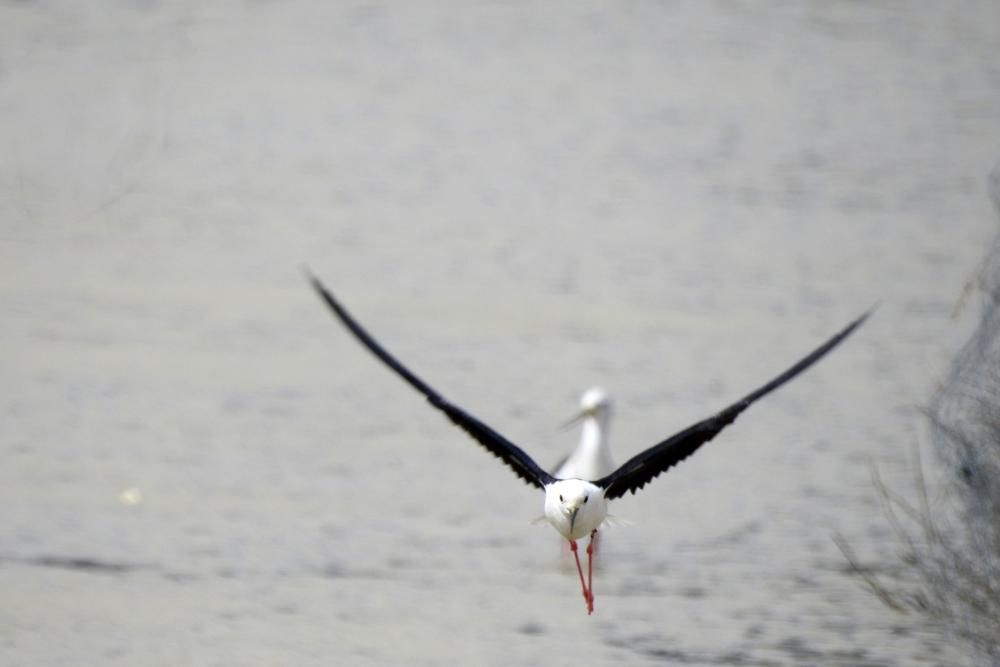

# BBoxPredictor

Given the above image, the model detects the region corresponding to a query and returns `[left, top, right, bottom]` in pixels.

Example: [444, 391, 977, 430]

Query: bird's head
[561, 386, 613, 429]
[543, 479, 608, 541]
[580, 386, 611, 413]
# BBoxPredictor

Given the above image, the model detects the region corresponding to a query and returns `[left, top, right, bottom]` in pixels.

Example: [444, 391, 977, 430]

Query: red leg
[585, 530, 597, 613]
[569, 540, 591, 613]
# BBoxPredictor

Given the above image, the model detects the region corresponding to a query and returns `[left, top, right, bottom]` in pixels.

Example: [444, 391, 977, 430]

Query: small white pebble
[119, 488, 143, 505]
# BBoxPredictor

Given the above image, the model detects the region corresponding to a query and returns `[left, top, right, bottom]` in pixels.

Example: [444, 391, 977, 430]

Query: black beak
[560, 408, 590, 430]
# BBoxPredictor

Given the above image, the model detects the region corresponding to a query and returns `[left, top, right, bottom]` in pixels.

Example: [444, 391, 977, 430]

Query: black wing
[596, 310, 871, 500]
[309, 273, 556, 490]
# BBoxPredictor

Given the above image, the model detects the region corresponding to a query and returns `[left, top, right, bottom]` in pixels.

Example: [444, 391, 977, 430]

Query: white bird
[310, 274, 869, 615]
[555, 387, 615, 482]
[554, 389, 616, 559]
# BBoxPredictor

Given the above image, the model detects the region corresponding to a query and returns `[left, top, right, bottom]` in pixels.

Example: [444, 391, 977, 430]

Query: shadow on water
[1, 554, 152, 575]
[605, 632, 888, 667]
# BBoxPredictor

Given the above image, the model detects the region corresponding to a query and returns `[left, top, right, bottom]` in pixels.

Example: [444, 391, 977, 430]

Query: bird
[308, 273, 869, 615]
[554, 388, 616, 559]
[555, 387, 615, 482]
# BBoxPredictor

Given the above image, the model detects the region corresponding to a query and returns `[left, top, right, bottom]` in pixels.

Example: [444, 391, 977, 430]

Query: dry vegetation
[839, 168, 1000, 665]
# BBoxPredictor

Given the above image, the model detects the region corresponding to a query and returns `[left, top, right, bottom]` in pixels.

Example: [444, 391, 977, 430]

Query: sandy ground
[2, 2, 1000, 665]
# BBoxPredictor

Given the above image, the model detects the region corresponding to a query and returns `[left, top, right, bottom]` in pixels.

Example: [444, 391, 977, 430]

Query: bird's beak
[560, 408, 591, 430]
[568, 507, 579, 534]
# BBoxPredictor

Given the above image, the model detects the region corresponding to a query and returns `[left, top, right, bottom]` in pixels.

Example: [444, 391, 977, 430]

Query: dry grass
[839, 166, 1000, 664]
[836, 446, 1000, 662]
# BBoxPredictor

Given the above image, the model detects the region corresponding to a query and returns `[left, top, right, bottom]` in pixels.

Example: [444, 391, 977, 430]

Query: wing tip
[304, 266, 329, 298]
[852, 305, 877, 331]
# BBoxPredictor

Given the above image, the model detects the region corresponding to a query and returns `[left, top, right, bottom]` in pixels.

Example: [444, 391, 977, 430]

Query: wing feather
[309, 274, 555, 490]
[596, 310, 871, 500]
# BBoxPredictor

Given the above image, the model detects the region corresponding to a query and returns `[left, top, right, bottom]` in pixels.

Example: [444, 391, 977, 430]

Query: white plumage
[555, 387, 615, 482]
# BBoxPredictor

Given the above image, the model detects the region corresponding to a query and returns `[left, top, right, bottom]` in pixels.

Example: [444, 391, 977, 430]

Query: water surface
[2, 3, 999, 665]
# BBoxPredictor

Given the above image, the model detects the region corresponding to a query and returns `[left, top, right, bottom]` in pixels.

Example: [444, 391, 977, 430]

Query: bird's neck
[581, 415, 610, 457]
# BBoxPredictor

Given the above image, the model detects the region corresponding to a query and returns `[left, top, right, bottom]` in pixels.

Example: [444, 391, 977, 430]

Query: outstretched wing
[596, 310, 871, 500]
[309, 273, 556, 490]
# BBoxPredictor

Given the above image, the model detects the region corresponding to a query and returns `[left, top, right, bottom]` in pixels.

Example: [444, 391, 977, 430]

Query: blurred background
[2, 2, 999, 665]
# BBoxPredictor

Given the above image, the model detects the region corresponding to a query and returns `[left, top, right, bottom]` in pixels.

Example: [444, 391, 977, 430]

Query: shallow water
[2, 2, 1000, 665]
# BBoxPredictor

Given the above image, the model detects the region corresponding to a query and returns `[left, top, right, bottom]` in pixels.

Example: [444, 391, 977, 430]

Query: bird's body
[544, 478, 608, 541]
[555, 387, 615, 482]
[309, 272, 869, 615]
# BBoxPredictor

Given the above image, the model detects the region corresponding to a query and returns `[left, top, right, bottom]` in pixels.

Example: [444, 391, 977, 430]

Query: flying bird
[554, 387, 616, 558]
[309, 274, 868, 614]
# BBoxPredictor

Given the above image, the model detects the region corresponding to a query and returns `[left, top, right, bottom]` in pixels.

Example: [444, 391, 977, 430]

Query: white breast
[543, 479, 608, 541]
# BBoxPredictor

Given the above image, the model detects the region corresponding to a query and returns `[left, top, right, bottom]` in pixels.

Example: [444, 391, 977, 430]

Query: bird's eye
[559, 494, 564, 502]
[583, 496, 588, 503]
